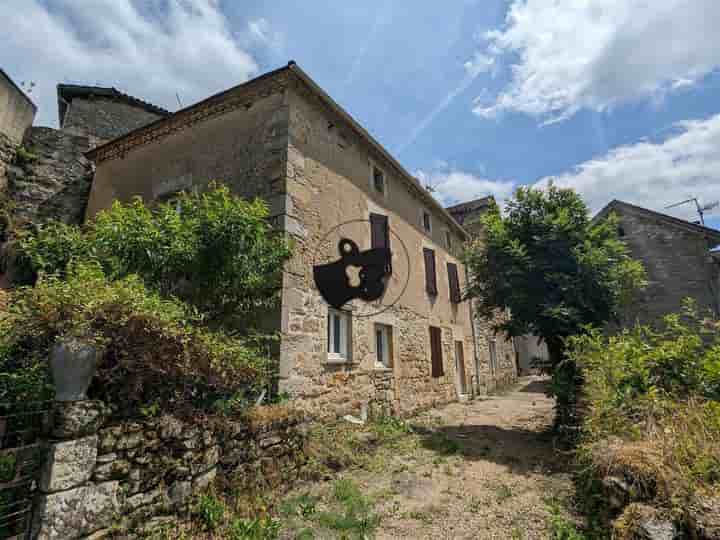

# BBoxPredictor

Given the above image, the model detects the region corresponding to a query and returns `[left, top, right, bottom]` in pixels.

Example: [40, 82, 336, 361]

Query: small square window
[328, 309, 351, 361]
[422, 211, 432, 233]
[373, 166, 385, 194]
[375, 324, 393, 368]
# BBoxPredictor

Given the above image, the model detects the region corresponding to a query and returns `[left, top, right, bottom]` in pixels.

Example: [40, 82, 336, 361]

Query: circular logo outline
[311, 218, 411, 318]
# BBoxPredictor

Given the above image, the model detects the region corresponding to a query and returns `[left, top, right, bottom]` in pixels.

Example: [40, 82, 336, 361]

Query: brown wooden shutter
[423, 248, 437, 295]
[370, 213, 389, 249]
[447, 262, 461, 303]
[429, 326, 443, 377]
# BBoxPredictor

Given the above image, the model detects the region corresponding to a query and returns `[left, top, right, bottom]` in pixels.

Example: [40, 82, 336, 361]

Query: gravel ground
[284, 376, 577, 539]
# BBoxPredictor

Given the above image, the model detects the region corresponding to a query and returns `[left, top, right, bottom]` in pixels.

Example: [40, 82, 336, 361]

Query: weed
[547, 504, 588, 540]
[467, 495, 482, 513]
[495, 483, 513, 501]
[195, 493, 226, 532]
[228, 516, 281, 540]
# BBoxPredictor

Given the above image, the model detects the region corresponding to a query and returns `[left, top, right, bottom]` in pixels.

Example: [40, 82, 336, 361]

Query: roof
[446, 196, 495, 225]
[594, 199, 720, 241]
[85, 62, 468, 239]
[0, 69, 37, 112]
[57, 84, 170, 126]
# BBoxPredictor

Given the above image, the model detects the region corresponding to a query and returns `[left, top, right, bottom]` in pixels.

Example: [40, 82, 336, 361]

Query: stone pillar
[31, 400, 119, 540]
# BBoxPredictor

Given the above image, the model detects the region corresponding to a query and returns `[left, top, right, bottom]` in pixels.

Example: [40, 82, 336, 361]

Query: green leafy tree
[463, 186, 645, 420]
[14, 183, 292, 324]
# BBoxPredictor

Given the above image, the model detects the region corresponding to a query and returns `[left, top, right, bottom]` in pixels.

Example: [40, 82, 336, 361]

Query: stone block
[93, 459, 131, 482]
[40, 436, 97, 493]
[193, 467, 217, 491]
[168, 480, 192, 506]
[32, 481, 119, 540]
[52, 401, 105, 439]
[124, 487, 166, 512]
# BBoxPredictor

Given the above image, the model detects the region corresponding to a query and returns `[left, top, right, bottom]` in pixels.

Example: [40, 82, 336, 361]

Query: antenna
[665, 197, 719, 226]
[175, 92, 183, 109]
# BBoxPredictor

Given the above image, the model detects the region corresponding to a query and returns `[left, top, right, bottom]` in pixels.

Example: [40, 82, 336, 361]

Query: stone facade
[58, 85, 169, 147]
[595, 200, 720, 326]
[83, 63, 518, 419]
[6, 127, 93, 227]
[0, 68, 36, 144]
[32, 401, 307, 539]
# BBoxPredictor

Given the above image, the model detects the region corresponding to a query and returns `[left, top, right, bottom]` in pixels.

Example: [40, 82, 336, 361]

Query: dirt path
[283, 376, 576, 539]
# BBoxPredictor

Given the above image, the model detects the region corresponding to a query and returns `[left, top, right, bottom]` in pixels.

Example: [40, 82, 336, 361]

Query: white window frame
[375, 323, 392, 368]
[421, 208, 432, 234]
[327, 309, 351, 362]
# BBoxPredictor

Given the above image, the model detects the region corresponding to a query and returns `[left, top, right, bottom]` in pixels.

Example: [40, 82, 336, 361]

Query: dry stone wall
[7, 127, 93, 227]
[32, 401, 307, 539]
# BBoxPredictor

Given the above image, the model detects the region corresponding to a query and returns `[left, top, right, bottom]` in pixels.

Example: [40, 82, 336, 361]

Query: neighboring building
[595, 200, 720, 326]
[84, 62, 516, 417]
[514, 335, 549, 375]
[0, 68, 36, 194]
[447, 196, 519, 391]
[57, 84, 170, 146]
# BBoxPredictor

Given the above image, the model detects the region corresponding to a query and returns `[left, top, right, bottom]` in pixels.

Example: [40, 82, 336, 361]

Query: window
[447, 262, 461, 304]
[429, 326, 444, 377]
[327, 309, 351, 360]
[372, 165, 385, 195]
[375, 324, 393, 368]
[445, 230, 453, 250]
[370, 213, 390, 249]
[488, 339, 498, 375]
[422, 210, 432, 233]
[423, 248, 438, 296]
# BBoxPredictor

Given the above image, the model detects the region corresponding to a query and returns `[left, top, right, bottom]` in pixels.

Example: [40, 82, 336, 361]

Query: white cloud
[534, 114, 720, 221]
[245, 18, 284, 53]
[0, 0, 271, 126]
[473, 0, 720, 122]
[464, 52, 494, 78]
[416, 167, 516, 207]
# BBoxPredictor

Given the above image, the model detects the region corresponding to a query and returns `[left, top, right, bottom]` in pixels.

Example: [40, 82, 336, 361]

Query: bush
[0, 262, 270, 413]
[569, 304, 720, 522]
[13, 184, 292, 323]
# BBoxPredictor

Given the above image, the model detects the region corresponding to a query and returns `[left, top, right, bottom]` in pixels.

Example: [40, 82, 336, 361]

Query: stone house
[82, 62, 517, 417]
[595, 199, 720, 326]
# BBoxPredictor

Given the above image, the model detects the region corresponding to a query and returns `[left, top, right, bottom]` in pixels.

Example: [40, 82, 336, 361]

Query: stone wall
[7, 127, 93, 227]
[32, 401, 307, 539]
[615, 207, 720, 326]
[0, 69, 36, 144]
[62, 97, 166, 147]
[0, 132, 16, 196]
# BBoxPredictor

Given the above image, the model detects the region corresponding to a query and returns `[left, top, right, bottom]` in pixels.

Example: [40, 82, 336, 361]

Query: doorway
[455, 341, 468, 397]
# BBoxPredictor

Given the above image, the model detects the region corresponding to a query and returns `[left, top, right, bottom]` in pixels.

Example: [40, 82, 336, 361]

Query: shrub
[13, 184, 292, 323]
[569, 304, 720, 522]
[0, 262, 269, 413]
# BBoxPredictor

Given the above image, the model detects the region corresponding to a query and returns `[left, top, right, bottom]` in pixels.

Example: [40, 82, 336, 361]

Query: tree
[463, 185, 645, 403]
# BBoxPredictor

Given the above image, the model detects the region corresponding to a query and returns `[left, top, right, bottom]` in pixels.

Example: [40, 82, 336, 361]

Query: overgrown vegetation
[463, 185, 646, 426]
[1, 184, 291, 413]
[13, 183, 291, 323]
[569, 303, 720, 533]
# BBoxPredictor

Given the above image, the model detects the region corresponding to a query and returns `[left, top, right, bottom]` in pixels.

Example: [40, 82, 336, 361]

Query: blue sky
[1, 0, 719, 228]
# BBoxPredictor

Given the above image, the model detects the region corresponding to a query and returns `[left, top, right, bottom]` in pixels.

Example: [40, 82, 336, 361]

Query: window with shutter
[423, 248, 437, 296]
[430, 326, 443, 377]
[370, 213, 390, 249]
[447, 262, 461, 303]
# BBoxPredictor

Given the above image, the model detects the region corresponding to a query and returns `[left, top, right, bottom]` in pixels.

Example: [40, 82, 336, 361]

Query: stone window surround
[369, 159, 388, 199]
[374, 323, 393, 370]
[420, 207, 432, 234]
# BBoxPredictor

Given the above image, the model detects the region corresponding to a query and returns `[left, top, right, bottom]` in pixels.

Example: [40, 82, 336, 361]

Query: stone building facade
[595, 200, 720, 326]
[85, 63, 517, 418]
[58, 84, 169, 147]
